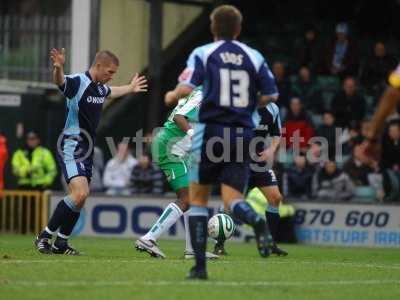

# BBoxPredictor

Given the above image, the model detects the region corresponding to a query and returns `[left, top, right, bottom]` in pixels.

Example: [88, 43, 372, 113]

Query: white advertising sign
[292, 202, 400, 248]
[50, 196, 400, 247]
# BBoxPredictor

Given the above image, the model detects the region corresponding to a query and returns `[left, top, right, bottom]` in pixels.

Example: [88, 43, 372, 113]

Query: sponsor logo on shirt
[87, 96, 105, 104]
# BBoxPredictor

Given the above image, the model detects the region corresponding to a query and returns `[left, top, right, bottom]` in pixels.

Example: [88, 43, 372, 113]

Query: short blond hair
[92, 50, 119, 66]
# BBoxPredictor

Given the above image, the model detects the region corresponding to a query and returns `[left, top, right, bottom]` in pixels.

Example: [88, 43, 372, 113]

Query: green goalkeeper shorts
[152, 135, 189, 192]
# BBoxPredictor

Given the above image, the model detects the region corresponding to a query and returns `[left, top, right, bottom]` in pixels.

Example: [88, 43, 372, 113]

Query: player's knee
[176, 189, 190, 212]
[72, 188, 89, 207]
[269, 192, 283, 207]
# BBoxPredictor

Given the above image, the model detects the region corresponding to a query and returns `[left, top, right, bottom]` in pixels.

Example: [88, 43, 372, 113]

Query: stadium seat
[351, 186, 377, 203]
[336, 154, 350, 168]
[278, 150, 294, 168]
[317, 76, 341, 92]
[311, 114, 323, 127]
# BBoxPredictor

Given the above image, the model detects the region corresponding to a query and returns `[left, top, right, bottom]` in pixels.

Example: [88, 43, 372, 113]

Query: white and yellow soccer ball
[208, 213, 235, 241]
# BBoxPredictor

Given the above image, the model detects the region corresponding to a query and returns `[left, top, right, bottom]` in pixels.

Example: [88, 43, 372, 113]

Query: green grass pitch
[0, 235, 399, 300]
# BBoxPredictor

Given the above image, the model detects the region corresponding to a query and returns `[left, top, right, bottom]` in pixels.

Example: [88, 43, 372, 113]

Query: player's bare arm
[365, 86, 400, 159]
[368, 86, 400, 140]
[109, 73, 148, 99]
[164, 85, 193, 107]
[258, 136, 280, 162]
[50, 48, 66, 86]
[173, 114, 192, 134]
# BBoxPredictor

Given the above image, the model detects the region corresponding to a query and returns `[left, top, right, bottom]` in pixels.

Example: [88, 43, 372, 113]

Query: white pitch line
[1, 279, 400, 287]
[2, 259, 400, 270]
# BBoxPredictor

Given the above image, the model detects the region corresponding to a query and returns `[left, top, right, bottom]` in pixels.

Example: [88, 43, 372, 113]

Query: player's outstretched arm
[164, 85, 193, 107]
[368, 86, 400, 140]
[109, 73, 148, 99]
[364, 86, 400, 159]
[50, 48, 66, 86]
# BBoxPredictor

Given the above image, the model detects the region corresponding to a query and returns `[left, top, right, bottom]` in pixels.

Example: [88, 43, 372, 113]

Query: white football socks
[142, 203, 183, 241]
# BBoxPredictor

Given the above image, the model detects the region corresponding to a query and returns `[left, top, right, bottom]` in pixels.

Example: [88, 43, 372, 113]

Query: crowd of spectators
[1, 23, 398, 203]
[273, 22, 400, 202]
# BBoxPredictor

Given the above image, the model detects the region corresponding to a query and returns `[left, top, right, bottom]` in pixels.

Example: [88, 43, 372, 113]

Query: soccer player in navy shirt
[166, 5, 278, 279]
[214, 102, 288, 257]
[35, 49, 147, 255]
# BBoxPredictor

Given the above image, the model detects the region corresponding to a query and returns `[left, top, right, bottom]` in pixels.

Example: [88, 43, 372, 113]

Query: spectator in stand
[313, 160, 355, 201]
[381, 121, 400, 201]
[103, 142, 137, 196]
[339, 122, 364, 156]
[331, 77, 366, 128]
[320, 22, 359, 78]
[11, 131, 56, 190]
[0, 132, 8, 191]
[143, 132, 154, 157]
[307, 141, 326, 171]
[291, 66, 322, 113]
[343, 143, 375, 186]
[90, 146, 105, 192]
[284, 153, 314, 199]
[360, 119, 372, 140]
[284, 97, 315, 151]
[130, 153, 164, 194]
[272, 61, 292, 110]
[316, 111, 337, 158]
[296, 25, 321, 72]
[360, 41, 397, 98]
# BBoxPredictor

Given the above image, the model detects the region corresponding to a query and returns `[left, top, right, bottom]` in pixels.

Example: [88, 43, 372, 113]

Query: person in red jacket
[283, 97, 315, 150]
[0, 133, 8, 191]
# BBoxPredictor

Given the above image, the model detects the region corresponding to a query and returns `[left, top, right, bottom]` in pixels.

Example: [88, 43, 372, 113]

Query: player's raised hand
[130, 73, 148, 93]
[50, 48, 66, 68]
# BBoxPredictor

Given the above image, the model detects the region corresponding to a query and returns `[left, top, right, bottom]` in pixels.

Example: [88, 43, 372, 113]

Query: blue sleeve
[271, 112, 282, 136]
[59, 75, 80, 99]
[257, 62, 279, 97]
[268, 103, 282, 136]
[105, 85, 111, 97]
[178, 48, 205, 87]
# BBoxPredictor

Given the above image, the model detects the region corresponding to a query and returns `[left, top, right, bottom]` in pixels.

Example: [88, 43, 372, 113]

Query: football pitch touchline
[2, 279, 400, 287]
[2, 259, 400, 270]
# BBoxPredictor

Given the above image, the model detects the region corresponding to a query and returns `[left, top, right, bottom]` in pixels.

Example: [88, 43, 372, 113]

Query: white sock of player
[142, 203, 183, 242]
[184, 212, 194, 252]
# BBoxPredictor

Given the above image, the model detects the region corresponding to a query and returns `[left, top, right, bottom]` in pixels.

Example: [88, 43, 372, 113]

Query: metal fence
[0, 190, 50, 234]
[0, 14, 71, 82]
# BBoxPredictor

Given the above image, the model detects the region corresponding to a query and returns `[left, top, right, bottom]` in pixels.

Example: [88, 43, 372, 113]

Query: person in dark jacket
[316, 111, 337, 158]
[291, 66, 322, 113]
[360, 41, 397, 97]
[343, 144, 375, 186]
[130, 153, 165, 194]
[319, 22, 359, 78]
[272, 61, 292, 110]
[296, 25, 321, 73]
[314, 160, 355, 201]
[284, 154, 314, 199]
[331, 77, 366, 128]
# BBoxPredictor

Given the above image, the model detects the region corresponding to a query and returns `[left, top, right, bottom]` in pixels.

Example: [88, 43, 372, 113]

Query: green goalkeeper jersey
[155, 87, 202, 159]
